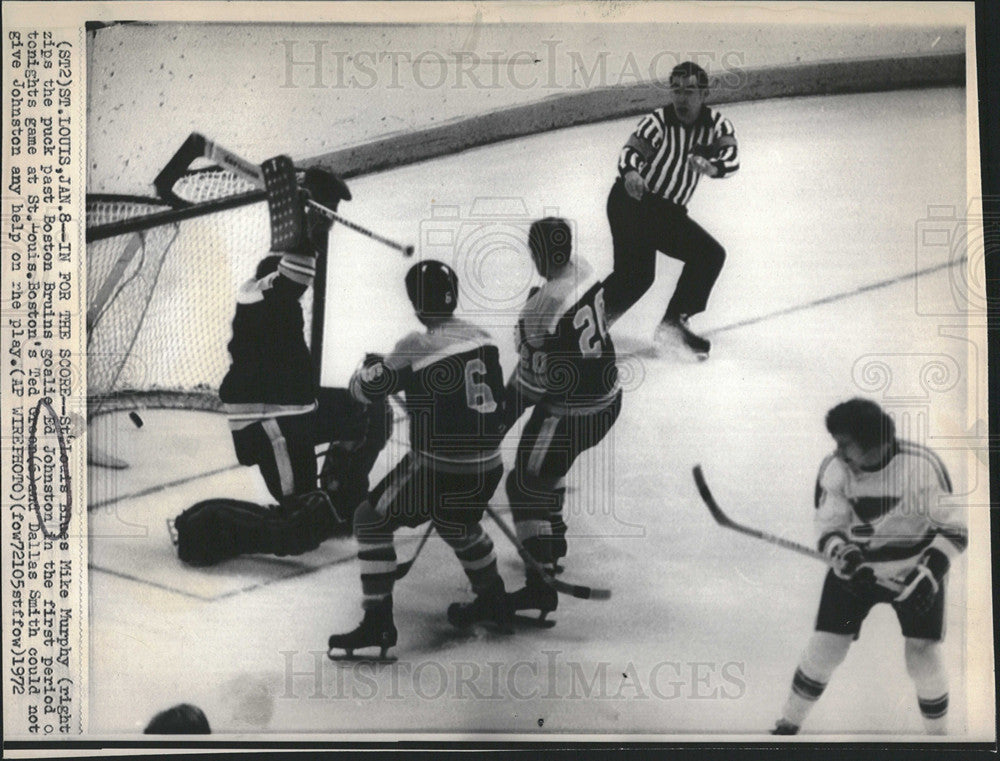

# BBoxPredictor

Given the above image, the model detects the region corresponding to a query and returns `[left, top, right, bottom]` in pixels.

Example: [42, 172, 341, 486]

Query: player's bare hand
[688, 155, 718, 177]
[623, 170, 646, 200]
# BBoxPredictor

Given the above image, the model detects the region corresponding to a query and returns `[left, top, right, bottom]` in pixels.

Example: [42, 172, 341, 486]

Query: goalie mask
[528, 217, 572, 279]
[405, 260, 459, 324]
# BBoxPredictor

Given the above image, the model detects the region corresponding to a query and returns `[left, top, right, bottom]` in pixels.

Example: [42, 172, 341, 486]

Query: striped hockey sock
[780, 667, 828, 728]
[358, 539, 397, 609]
[439, 523, 500, 594]
[917, 693, 948, 735]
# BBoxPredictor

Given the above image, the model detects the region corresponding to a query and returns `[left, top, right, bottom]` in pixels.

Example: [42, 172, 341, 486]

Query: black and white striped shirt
[619, 105, 739, 207]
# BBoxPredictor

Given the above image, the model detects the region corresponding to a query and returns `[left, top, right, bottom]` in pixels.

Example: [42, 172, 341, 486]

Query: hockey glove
[302, 167, 351, 210]
[351, 353, 395, 403]
[895, 548, 949, 616]
[828, 540, 865, 580]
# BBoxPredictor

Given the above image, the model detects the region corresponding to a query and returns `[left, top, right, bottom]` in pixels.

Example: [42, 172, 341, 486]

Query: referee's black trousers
[603, 178, 726, 324]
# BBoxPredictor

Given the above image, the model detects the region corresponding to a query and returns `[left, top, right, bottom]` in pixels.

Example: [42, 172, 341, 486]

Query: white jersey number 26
[573, 289, 609, 358]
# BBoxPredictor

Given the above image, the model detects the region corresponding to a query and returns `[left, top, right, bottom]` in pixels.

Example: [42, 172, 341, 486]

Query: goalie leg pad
[174, 498, 275, 566]
[174, 494, 339, 566]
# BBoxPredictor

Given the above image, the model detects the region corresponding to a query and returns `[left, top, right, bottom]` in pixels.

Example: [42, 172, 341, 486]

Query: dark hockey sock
[439, 523, 500, 595]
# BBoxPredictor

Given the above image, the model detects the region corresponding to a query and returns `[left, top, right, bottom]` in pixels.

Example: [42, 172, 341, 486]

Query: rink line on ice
[90, 256, 966, 512]
[706, 257, 967, 336]
[88, 463, 243, 511]
[90, 530, 424, 602]
[89, 544, 363, 602]
[88, 424, 412, 510]
[87, 259, 963, 600]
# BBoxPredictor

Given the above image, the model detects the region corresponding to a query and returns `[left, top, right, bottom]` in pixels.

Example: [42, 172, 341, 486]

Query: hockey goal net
[86, 170, 317, 419]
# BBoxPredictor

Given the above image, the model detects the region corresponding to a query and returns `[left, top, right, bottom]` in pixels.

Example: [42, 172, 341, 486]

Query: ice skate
[327, 597, 398, 662]
[771, 719, 800, 735]
[654, 315, 710, 359]
[447, 580, 514, 633]
[508, 570, 558, 628]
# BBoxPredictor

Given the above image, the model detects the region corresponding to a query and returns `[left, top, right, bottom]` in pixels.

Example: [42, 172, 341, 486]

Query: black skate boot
[655, 315, 710, 359]
[771, 719, 800, 735]
[327, 596, 398, 662]
[447, 579, 513, 633]
[508, 569, 558, 628]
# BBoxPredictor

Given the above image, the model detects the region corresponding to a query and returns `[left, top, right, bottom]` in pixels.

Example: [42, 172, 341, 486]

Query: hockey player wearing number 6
[327, 260, 514, 660]
[772, 398, 965, 735]
[504, 217, 623, 622]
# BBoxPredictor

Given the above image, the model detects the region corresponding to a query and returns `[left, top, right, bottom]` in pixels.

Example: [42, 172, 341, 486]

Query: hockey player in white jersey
[772, 398, 965, 735]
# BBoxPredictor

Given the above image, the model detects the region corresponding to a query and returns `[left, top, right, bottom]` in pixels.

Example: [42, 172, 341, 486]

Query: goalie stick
[691, 465, 903, 594]
[484, 505, 611, 601]
[154, 133, 303, 250]
[154, 133, 414, 256]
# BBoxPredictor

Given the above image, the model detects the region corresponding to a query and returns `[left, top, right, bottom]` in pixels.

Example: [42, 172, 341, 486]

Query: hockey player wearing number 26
[504, 218, 622, 621]
[328, 260, 513, 660]
[773, 399, 966, 735]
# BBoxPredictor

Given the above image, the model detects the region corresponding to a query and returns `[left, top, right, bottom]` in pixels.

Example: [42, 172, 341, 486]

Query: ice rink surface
[88, 87, 983, 736]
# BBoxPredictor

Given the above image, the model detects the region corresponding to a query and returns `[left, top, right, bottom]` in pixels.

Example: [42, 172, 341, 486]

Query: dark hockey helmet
[528, 217, 572, 278]
[405, 259, 459, 323]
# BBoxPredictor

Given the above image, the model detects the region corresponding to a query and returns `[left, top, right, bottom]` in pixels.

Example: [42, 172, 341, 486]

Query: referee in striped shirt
[604, 61, 739, 357]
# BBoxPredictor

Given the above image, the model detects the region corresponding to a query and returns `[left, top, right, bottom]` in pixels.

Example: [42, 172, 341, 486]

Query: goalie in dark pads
[173, 169, 390, 566]
[327, 260, 513, 660]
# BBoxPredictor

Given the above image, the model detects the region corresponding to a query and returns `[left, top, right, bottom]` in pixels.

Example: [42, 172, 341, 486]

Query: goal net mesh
[86, 172, 315, 417]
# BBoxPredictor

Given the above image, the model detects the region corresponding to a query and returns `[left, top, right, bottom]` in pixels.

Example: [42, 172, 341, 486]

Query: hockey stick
[304, 201, 414, 257]
[86, 233, 144, 334]
[87, 190, 264, 242]
[394, 523, 434, 580]
[154, 133, 414, 256]
[485, 505, 611, 600]
[692, 465, 903, 594]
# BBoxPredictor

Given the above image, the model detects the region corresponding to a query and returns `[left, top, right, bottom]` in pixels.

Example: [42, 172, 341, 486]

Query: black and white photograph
[2, 0, 995, 749]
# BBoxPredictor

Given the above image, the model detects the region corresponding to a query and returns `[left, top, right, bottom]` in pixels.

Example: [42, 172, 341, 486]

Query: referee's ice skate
[654, 315, 711, 359]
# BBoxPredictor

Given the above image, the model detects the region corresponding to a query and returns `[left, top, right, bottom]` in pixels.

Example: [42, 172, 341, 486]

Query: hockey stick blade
[154, 133, 414, 256]
[692, 466, 903, 594]
[692, 465, 747, 534]
[485, 505, 611, 601]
